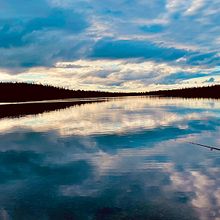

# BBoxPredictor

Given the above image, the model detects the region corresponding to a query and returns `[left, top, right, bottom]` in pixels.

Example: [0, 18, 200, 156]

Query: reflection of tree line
[0, 100, 103, 119]
[0, 82, 138, 102]
[145, 85, 220, 98]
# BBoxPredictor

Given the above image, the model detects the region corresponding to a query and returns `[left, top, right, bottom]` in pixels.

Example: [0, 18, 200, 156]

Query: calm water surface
[0, 97, 220, 220]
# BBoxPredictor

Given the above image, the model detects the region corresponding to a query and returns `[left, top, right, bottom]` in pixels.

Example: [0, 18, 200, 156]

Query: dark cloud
[24, 9, 89, 34]
[186, 52, 220, 66]
[0, 8, 89, 49]
[89, 37, 220, 70]
[161, 72, 208, 84]
[0, 0, 220, 88]
[204, 77, 215, 83]
[0, 0, 50, 18]
[140, 24, 165, 33]
[90, 38, 188, 62]
[0, 5, 90, 70]
[93, 0, 167, 20]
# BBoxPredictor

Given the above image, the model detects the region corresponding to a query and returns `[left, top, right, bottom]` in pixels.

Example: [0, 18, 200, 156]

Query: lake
[0, 96, 219, 220]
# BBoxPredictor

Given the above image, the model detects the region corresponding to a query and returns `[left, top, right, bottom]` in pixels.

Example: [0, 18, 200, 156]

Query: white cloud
[184, 0, 206, 15]
[0, 59, 213, 92]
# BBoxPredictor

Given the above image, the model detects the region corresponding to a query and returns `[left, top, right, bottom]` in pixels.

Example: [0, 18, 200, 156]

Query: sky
[0, 0, 220, 91]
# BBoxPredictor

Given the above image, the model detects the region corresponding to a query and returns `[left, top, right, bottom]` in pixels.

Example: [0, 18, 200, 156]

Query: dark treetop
[145, 85, 220, 99]
[0, 82, 138, 102]
[0, 82, 220, 102]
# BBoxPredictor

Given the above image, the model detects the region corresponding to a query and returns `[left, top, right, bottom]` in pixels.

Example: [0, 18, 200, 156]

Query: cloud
[140, 24, 165, 33]
[161, 72, 208, 84]
[184, 0, 206, 16]
[204, 77, 215, 83]
[24, 9, 89, 34]
[90, 38, 188, 62]
[0, 5, 90, 69]
[1, 0, 220, 89]
[0, 0, 50, 18]
[0, 58, 216, 91]
[90, 38, 220, 69]
[185, 52, 220, 67]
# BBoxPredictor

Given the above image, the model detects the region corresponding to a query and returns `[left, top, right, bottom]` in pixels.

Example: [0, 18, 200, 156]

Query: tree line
[145, 85, 220, 98]
[0, 82, 219, 102]
[0, 82, 139, 102]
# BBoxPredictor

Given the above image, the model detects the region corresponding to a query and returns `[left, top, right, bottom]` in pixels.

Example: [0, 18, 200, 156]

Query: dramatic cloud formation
[1, 0, 220, 90]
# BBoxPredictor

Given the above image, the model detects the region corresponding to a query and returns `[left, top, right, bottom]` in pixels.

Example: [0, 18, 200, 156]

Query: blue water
[0, 97, 219, 220]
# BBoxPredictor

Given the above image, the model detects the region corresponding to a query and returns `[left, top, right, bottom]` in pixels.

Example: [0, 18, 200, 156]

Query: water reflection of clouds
[170, 169, 220, 220]
[0, 97, 218, 136]
[0, 97, 219, 219]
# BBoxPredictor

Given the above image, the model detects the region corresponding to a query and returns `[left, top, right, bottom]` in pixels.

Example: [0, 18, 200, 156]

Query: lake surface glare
[0, 97, 219, 220]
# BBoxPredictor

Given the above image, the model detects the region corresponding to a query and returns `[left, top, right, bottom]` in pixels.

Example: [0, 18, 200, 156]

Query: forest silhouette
[0, 82, 220, 103]
[0, 82, 220, 119]
[145, 85, 220, 98]
[0, 100, 103, 119]
[0, 82, 137, 102]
